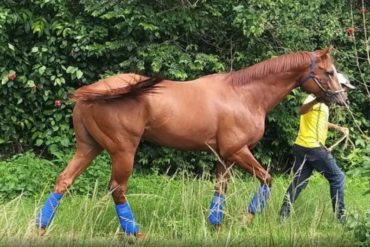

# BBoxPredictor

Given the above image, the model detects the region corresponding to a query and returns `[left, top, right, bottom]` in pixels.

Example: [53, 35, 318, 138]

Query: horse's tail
[70, 76, 163, 102]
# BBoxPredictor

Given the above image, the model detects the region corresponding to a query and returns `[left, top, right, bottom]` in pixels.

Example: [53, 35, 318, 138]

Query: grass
[0, 173, 368, 247]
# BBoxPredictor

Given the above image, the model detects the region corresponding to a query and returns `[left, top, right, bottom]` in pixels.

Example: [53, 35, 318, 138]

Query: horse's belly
[142, 127, 215, 151]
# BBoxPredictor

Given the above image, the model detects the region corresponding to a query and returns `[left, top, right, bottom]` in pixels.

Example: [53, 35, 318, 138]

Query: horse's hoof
[38, 228, 46, 236]
[209, 223, 222, 233]
[119, 232, 146, 243]
[244, 213, 255, 225]
[214, 224, 222, 233]
[135, 232, 145, 240]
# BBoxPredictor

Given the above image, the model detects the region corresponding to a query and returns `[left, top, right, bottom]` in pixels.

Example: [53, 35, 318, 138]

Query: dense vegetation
[0, 0, 369, 172]
[0, 0, 370, 245]
[0, 1, 369, 244]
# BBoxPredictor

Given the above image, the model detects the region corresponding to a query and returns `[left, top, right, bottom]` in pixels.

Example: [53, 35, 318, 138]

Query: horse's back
[141, 73, 235, 150]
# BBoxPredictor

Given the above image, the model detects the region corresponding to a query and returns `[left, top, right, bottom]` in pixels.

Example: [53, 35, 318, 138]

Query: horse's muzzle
[332, 92, 348, 106]
[319, 92, 348, 106]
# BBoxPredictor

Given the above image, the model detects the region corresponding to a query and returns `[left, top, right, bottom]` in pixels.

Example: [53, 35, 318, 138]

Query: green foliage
[0, 3, 369, 245]
[0, 151, 112, 201]
[136, 143, 217, 175]
[346, 209, 370, 245]
[0, 152, 59, 200]
[346, 143, 370, 194]
[0, 0, 369, 175]
[71, 152, 111, 195]
[345, 142, 370, 244]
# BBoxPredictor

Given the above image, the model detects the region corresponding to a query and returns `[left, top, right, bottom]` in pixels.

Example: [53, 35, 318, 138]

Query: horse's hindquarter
[74, 98, 148, 153]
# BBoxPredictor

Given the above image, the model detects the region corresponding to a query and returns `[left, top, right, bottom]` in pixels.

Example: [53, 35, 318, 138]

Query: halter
[297, 53, 345, 97]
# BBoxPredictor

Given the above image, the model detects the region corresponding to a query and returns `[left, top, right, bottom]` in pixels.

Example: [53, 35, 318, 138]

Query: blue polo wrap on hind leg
[36, 192, 63, 229]
[248, 184, 270, 214]
[115, 202, 139, 235]
[208, 192, 225, 225]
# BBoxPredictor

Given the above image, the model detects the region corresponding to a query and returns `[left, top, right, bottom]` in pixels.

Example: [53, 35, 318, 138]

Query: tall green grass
[0, 173, 368, 246]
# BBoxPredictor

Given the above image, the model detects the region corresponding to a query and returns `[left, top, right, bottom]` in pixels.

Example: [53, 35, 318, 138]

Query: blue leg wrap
[115, 202, 139, 235]
[248, 184, 271, 214]
[36, 192, 63, 229]
[208, 192, 225, 225]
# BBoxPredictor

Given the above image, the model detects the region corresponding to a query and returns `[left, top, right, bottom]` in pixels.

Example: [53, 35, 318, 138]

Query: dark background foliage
[0, 0, 369, 174]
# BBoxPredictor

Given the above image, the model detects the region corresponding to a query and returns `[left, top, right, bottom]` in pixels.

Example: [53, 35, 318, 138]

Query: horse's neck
[240, 73, 299, 113]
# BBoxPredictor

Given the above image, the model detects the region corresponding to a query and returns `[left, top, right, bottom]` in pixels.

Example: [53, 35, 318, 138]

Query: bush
[0, 0, 368, 174]
[346, 209, 370, 245]
[0, 152, 59, 200]
[0, 151, 113, 201]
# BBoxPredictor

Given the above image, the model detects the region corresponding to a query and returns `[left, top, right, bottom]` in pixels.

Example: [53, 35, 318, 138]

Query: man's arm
[328, 122, 349, 135]
[298, 98, 318, 115]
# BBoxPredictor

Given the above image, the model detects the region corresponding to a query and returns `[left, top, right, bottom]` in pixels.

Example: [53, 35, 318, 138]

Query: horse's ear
[325, 46, 334, 54]
[321, 47, 331, 55]
[315, 46, 333, 60]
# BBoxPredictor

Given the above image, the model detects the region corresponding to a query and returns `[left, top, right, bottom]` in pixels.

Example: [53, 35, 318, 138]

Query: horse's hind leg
[108, 139, 143, 238]
[208, 161, 232, 226]
[35, 124, 102, 234]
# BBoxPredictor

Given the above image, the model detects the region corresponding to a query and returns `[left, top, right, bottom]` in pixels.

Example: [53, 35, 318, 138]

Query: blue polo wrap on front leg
[36, 192, 63, 229]
[115, 202, 139, 235]
[248, 184, 270, 214]
[208, 192, 225, 225]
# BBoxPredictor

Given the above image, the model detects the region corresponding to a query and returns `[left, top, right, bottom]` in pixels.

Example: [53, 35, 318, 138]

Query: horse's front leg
[208, 161, 232, 226]
[227, 146, 272, 224]
[35, 143, 102, 235]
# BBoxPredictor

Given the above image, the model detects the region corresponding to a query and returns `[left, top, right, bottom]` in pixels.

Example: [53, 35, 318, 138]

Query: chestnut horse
[36, 48, 347, 237]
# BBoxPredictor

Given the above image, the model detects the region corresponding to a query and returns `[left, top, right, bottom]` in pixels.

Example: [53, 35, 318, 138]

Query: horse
[35, 47, 347, 238]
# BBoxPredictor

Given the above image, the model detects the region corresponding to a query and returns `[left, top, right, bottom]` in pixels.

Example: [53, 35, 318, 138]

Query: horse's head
[298, 48, 348, 106]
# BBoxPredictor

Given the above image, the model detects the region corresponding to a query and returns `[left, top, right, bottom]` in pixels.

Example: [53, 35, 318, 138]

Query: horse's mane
[71, 76, 163, 102]
[231, 51, 311, 86]
[71, 50, 329, 101]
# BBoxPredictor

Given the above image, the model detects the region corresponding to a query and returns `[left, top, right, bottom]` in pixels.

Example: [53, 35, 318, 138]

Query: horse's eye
[326, 70, 334, 76]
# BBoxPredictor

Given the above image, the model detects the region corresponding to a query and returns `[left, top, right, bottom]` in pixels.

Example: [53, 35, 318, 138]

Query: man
[279, 73, 355, 223]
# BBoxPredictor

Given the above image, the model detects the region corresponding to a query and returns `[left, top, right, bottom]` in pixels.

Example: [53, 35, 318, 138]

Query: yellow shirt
[295, 95, 329, 148]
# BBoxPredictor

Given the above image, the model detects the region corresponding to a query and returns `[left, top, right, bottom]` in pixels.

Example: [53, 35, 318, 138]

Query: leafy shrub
[345, 142, 370, 244]
[0, 151, 113, 200]
[0, 0, 369, 174]
[346, 209, 370, 245]
[0, 152, 59, 200]
[70, 152, 111, 195]
[136, 142, 217, 176]
[347, 143, 370, 194]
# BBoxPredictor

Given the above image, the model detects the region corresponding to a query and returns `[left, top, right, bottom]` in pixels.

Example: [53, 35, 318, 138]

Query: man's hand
[326, 126, 350, 152]
[328, 123, 349, 135]
[340, 127, 349, 136]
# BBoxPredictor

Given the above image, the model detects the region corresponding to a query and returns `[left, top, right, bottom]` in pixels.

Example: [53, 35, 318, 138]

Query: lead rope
[315, 103, 346, 152]
[316, 102, 350, 152]
[326, 90, 369, 151]
[316, 103, 326, 149]
[340, 95, 366, 136]
[322, 90, 368, 152]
